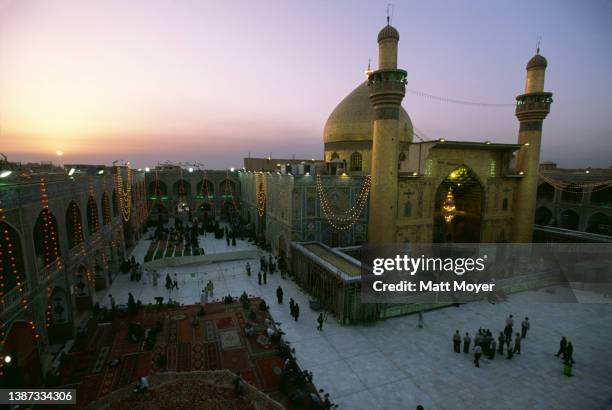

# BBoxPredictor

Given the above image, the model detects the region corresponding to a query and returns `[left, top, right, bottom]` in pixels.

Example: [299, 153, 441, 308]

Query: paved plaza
[97, 234, 612, 409]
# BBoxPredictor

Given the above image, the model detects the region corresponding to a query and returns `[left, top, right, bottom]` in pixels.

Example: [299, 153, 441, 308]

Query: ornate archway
[86, 196, 100, 235]
[66, 201, 84, 249]
[33, 209, 61, 268]
[433, 165, 484, 243]
[0, 221, 27, 299]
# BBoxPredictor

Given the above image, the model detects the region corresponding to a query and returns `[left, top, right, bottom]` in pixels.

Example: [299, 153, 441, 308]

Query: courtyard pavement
[96, 234, 612, 410]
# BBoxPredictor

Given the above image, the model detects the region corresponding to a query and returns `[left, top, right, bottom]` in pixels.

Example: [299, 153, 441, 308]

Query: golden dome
[323, 81, 413, 145]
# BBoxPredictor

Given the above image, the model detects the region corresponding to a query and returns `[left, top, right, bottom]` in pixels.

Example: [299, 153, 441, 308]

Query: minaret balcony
[515, 92, 552, 122]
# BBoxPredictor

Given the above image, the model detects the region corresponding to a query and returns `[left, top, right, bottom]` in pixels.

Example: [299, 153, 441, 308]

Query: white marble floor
[97, 237, 612, 410]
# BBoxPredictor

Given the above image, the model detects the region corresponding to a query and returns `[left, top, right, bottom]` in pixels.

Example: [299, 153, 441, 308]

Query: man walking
[246, 262, 251, 276]
[514, 332, 522, 355]
[263, 270, 267, 285]
[521, 317, 530, 339]
[463, 332, 471, 354]
[276, 286, 283, 304]
[453, 330, 461, 353]
[293, 303, 300, 321]
[489, 338, 497, 360]
[556, 336, 567, 357]
[258, 271, 262, 285]
[317, 312, 325, 331]
[417, 311, 424, 329]
[473, 345, 482, 368]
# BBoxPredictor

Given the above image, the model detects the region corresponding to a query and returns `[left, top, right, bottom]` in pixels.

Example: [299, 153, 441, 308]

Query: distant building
[535, 162, 612, 238]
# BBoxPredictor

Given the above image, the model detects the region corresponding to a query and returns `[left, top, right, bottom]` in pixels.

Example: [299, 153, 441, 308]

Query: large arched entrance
[1, 321, 43, 388]
[0, 221, 27, 297]
[433, 166, 484, 243]
[86, 195, 100, 235]
[66, 201, 84, 249]
[149, 180, 168, 199]
[32, 209, 61, 269]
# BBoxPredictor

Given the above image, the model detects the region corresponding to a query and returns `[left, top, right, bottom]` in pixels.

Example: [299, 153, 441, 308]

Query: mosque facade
[240, 21, 553, 258]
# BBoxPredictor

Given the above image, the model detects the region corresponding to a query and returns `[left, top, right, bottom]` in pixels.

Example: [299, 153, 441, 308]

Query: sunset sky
[1, 0, 611, 169]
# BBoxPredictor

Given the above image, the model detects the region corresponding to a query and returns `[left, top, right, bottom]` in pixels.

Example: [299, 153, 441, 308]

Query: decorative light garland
[222, 171, 239, 212]
[0, 202, 27, 310]
[255, 172, 266, 217]
[38, 177, 63, 328]
[538, 172, 612, 193]
[87, 176, 100, 233]
[115, 165, 132, 221]
[316, 174, 371, 230]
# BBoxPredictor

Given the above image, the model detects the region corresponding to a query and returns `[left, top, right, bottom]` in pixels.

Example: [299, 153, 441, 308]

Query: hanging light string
[102, 176, 112, 225]
[38, 177, 63, 328]
[255, 172, 266, 217]
[316, 174, 371, 230]
[0, 201, 27, 311]
[223, 170, 239, 211]
[406, 88, 515, 108]
[539, 172, 612, 193]
[115, 164, 132, 221]
[87, 176, 100, 233]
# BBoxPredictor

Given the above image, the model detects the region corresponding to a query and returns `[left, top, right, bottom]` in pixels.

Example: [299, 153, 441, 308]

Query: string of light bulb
[316, 174, 371, 230]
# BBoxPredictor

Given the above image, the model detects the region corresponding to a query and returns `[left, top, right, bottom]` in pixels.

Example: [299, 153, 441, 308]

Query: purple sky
[1, 0, 611, 169]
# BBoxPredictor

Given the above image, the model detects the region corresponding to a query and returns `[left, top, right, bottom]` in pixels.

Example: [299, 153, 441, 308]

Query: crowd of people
[452, 314, 575, 374]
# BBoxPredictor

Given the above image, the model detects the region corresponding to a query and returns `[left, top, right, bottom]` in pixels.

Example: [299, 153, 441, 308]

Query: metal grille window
[350, 152, 362, 171]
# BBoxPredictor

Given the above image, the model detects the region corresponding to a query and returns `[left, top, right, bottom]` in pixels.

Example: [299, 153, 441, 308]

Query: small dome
[377, 24, 400, 42]
[526, 54, 547, 70]
[323, 81, 412, 145]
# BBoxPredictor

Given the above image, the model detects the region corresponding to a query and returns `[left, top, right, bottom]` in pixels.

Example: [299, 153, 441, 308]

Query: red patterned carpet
[54, 299, 296, 408]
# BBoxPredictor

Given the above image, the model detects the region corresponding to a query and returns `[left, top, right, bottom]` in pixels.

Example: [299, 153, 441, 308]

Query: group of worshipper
[165, 273, 179, 290]
[555, 336, 575, 366]
[152, 218, 205, 256]
[453, 314, 530, 367]
[289, 298, 300, 321]
[278, 340, 337, 409]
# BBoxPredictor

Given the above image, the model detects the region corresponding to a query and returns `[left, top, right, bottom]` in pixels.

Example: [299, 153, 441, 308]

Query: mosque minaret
[367, 20, 407, 244]
[513, 50, 553, 242]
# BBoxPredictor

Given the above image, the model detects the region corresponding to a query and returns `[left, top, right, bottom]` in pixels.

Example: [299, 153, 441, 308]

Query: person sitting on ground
[233, 371, 244, 398]
[133, 376, 150, 393]
[259, 299, 268, 312]
[245, 323, 255, 337]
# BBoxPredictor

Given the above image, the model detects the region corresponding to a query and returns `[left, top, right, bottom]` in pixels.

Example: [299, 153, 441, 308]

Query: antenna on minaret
[536, 35, 542, 54]
[386, 3, 394, 25]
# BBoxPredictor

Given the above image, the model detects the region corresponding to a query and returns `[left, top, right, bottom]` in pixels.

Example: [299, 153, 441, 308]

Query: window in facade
[349, 152, 362, 171]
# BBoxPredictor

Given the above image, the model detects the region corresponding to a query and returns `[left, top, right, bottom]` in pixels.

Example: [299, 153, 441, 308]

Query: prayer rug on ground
[219, 329, 242, 350]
